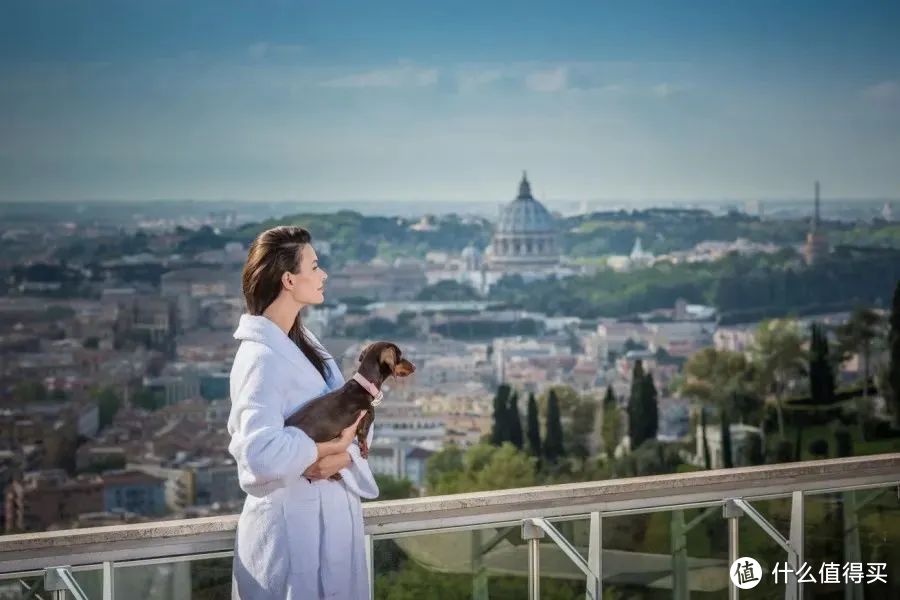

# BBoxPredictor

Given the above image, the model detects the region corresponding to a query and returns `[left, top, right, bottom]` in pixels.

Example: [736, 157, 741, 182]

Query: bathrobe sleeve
[324, 357, 380, 500]
[342, 425, 379, 499]
[227, 350, 319, 484]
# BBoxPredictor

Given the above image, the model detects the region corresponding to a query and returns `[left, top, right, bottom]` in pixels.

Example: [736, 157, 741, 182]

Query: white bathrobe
[228, 314, 379, 599]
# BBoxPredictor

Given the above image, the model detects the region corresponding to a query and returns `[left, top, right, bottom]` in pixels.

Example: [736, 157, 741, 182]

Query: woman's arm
[228, 354, 322, 483]
[303, 412, 366, 480]
[304, 451, 351, 480]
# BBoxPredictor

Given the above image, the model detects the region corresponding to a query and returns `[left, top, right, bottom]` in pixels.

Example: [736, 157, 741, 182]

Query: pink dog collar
[352, 372, 384, 406]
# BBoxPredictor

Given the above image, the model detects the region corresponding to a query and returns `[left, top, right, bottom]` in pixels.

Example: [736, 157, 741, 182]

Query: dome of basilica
[496, 172, 555, 234]
[488, 172, 561, 272]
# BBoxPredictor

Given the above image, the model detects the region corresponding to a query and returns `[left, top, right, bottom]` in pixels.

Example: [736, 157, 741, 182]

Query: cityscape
[2, 172, 899, 597]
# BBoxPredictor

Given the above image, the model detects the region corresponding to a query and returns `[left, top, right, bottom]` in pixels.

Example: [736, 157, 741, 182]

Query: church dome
[496, 173, 555, 234]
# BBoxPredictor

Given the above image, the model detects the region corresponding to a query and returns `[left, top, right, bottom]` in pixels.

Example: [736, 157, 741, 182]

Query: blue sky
[1, 0, 899, 204]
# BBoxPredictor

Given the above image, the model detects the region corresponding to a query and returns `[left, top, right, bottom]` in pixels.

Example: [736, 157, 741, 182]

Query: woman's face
[284, 245, 327, 305]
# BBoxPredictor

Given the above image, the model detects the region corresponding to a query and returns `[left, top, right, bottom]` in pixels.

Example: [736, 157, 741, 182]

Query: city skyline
[2, 1, 899, 204]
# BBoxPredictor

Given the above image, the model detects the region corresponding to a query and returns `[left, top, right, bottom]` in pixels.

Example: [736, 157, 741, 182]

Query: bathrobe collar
[233, 313, 332, 373]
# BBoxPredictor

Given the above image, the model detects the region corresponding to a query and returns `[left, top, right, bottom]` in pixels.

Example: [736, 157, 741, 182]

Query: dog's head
[359, 341, 416, 379]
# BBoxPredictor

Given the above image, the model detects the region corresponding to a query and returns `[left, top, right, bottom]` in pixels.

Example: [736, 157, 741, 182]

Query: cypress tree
[700, 406, 711, 470]
[888, 280, 900, 427]
[508, 390, 524, 450]
[627, 360, 646, 449]
[720, 405, 733, 468]
[834, 424, 854, 458]
[526, 392, 542, 459]
[490, 384, 511, 446]
[628, 361, 658, 449]
[642, 370, 659, 444]
[809, 323, 835, 405]
[544, 389, 565, 463]
[603, 385, 616, 410]
[601, 385, 621, 457]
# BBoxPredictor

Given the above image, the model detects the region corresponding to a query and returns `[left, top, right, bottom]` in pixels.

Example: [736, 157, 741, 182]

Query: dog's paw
[329, 473, 343, 481]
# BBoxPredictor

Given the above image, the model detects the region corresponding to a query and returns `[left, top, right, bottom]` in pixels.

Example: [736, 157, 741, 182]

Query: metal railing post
[586, 512, 602, 600]
[521, 519, 545, 600]
[723, 500, 743, 600]
[365, 534, 374, 600]
[471, 529, 489, 600]
[671, 510, 689, 600]
[788, 491, 804, 600]
[102, 561, 114, 600]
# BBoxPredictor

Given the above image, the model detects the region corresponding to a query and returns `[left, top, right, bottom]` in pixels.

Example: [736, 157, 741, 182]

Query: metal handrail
[0, 454, 897, 577]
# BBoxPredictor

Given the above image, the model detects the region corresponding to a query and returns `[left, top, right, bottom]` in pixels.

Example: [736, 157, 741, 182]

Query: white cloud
[455, 68, 505, 92]
[450, 62, 689, 97]
[525, 66, 568, 92]
[320, 64, 439, 88]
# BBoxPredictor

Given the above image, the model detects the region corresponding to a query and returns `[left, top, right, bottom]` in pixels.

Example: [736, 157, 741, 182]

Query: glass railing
[1, 454, 897, 599]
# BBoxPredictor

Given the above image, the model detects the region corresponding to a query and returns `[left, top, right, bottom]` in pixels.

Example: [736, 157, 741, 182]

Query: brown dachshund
[285, 341, 416, 480]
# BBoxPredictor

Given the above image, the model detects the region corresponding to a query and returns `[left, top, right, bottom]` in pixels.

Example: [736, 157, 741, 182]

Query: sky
[1, 0, 899, 205]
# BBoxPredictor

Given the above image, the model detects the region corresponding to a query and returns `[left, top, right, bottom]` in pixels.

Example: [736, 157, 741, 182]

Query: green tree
[808, 323, 836, 406]
[373, 475, 416, 500]
[601, 386, 622, 458]
[132, 387, 165, 411]
[490, 384, 512, 446]
[720, 405, 733, 468]
[424, 444, 464, 493]
[470, 444, 538, 491]
[627, 360, 646, 448]
[93, 387, 122, 429]
[681, 347, 758, 467]
[886, 281, 900, 427]
[741, 428, 764, 466]
[543, 390, 565, 464]
[627, 361, 659, 449]
[612, 440, 685, 478]
[507, 390, 524, 450]
[834, 424, 854, 458]
[526, 392, 542, 460]
[541, 385, 595, 460]
[426, 443, 537, 495]
[836, 307, 883, 408]
[642, 371, 659, 445]
[752, 319, 806, 438]
[699, 406, 712, 470]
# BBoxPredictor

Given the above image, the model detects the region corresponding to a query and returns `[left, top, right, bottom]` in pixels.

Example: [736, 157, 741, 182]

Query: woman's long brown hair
[241, 225, 330, 381]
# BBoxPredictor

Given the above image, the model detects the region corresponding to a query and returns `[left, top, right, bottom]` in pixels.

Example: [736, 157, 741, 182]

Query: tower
[803, 181, 829, 265]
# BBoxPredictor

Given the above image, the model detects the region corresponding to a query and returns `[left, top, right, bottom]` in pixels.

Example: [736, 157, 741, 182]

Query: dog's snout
[392, 358, 416, 377]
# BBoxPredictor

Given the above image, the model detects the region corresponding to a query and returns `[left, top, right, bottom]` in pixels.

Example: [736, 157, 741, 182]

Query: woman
[228, 225, 379, 599]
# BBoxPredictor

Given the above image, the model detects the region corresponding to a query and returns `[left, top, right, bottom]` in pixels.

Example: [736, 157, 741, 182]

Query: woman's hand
[303, 452, 351, 481]
[315, 410, 366, 457]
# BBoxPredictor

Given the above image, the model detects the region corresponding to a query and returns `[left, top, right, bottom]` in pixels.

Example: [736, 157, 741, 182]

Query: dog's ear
[358, 348, 366, 362]
[378, 345, 397, 371]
